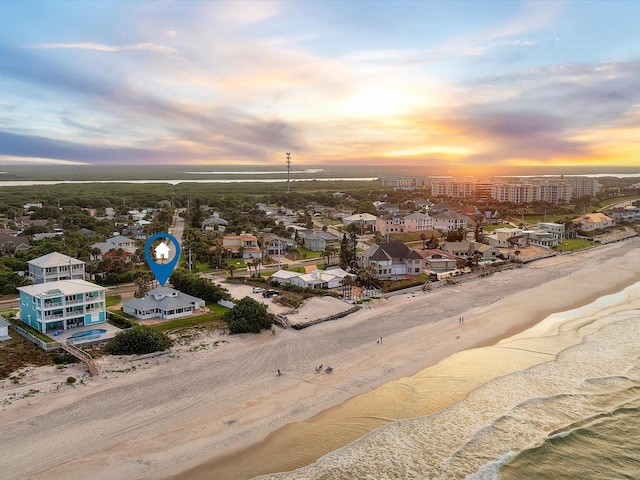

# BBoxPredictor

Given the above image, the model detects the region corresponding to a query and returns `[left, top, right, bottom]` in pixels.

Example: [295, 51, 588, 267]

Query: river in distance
[255, 282, 640, 480]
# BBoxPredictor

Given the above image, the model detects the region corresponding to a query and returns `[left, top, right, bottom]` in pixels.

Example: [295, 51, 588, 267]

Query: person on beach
[277, 369, 282, 376]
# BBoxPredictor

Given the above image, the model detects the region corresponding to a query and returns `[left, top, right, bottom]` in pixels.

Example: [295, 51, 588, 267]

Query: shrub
[66, 377, 76, 385]
[107, 311, 137, 329]
[53, 354, 78, 365]
[225, 297, 273, 334]
[105, 325, 173, 355]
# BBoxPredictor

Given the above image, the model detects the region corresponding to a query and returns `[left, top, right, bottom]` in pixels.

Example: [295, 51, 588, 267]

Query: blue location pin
[144, 232, 181, 286]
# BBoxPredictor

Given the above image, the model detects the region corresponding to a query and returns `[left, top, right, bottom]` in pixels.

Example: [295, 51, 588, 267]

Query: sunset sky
[1, 0, 639, 172]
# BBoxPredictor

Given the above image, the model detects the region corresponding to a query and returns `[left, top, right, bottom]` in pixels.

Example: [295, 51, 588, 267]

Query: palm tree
[227, 263, 236, 278]
[341, 274, 356, 300]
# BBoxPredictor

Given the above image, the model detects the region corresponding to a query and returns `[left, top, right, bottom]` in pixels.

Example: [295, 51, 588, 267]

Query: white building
[0, 316, 10, 341]
[28, 252, 86, 284]
[122, 287, 205, 320]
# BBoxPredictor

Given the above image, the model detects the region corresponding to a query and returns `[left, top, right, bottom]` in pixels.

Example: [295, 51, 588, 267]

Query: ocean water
[257, 282, 640, 480]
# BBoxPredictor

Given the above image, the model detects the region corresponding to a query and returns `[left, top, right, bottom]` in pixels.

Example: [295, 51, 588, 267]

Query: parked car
[262, 289, 279, 298]
[252, 287, 266, 293]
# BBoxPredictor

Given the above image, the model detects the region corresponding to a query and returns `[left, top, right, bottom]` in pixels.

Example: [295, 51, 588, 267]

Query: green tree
[225, 297, 273, 334]
[339, 233, 352, 267]
[105, 325, 172, 355]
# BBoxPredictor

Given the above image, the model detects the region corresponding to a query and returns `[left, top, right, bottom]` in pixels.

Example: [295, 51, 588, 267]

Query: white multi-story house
[17, 280, 106, 333]
[28, 252, 86, 284]
[432, 211, 468, 232]
[536, 222, 565, 242]
[485, 228, 524, 248]
[302, 231, 341, 252]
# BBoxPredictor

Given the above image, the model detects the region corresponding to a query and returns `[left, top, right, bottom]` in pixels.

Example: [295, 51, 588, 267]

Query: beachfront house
[17, 280, 107, 334]
[572, 213, 615, 231]
[269, 268, 353, 290]
[417, 249, 459, 272]
[359, 242, 424, 279]
[122, 286, 205, 320]
[441, 241, 499, 262]
[0, 316, 10, 341]
[28, 252, 86, 284]
[484, 228, 524, 248]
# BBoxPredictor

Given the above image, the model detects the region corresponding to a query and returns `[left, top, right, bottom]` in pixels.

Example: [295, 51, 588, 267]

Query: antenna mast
[286, 152, 291, 194]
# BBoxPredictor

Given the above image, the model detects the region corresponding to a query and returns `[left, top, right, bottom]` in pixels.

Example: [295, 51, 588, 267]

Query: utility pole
[277, 239, 282, 270]
[286, 152, 291, 194]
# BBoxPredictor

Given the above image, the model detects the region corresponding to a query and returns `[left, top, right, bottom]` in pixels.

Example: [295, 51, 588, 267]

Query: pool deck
[53, 323, 122, 346]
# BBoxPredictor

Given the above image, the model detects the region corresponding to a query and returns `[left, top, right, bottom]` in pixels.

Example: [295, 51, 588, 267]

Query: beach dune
[1, 239, 639, 480]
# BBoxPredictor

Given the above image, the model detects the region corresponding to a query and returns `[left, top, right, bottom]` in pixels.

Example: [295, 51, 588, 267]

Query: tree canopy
[105, 325, 172, 355]
[225, 296, 273, 334]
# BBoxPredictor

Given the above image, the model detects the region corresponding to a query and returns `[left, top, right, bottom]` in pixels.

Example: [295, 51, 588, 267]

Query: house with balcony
[263, 233, 296, 257]
[17, 280, 107, 334]
[359, 242, 424, 279]
[122, 286, 205, 321]
[403, 212, 434, 232]
[222, 233, 262, 259]
[432, 210, 468, 232]
[343, 213, 378, 229]
[302, 231, 340, 252]
[91, 235, 137, 261]
[536, 222, 565, 242]
[417, 249, 459, 271]
[376, 212, 406, 235]
[440, 241, 498, 261]
[485, 228, 524, 248]
[607, 206, 640, 222]
[28, 252, 86, 284]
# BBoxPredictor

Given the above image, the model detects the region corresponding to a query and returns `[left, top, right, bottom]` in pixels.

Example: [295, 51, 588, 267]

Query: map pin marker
[144, 232, 181, 286]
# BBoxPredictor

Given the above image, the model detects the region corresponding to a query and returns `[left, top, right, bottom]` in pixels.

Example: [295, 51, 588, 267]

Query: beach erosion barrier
[289, 305, 361, 330]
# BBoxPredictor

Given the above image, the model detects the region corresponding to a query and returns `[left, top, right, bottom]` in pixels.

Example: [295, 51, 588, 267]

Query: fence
[9, 323, 60, 351]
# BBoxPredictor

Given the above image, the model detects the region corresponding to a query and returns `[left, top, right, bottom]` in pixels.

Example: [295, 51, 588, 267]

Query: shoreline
[2, 239, 640, 480]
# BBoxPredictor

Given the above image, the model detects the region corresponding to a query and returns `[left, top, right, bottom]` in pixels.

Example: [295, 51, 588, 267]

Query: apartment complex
[381, 175, 601, 204]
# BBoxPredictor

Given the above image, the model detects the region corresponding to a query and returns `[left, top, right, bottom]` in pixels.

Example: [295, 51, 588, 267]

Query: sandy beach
[2, 238, 640, 480]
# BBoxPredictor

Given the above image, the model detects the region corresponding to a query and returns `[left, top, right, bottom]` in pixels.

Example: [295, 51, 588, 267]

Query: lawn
[150, 304, 230, 332]
[106, 295, 121, 307]
[226, 258, 247, 269]
[285, 248, 322, 260]
[522, 214, 569, 225]
[483, 222, 516, 232]
[554, 238, 598, 252]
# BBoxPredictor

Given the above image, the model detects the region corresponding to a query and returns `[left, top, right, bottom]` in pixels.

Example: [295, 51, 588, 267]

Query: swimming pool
[69, 328, 107, 339]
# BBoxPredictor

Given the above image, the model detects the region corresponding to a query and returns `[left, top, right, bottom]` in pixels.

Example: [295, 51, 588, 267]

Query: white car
[252, 287, 266, 293]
